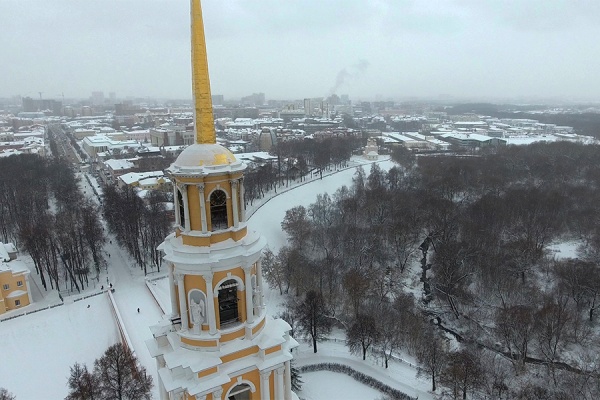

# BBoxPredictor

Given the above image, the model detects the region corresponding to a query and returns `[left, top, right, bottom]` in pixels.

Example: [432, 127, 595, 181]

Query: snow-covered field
[299, 371, 383, 400]
[0, 156, 433, 400]
[0, 295, 119, 399]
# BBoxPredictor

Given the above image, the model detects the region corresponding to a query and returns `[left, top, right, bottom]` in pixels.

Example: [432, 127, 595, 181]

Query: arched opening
[210, 189, 228, 231]
[227, 383, 252, 400]
[188, 289, 206, 333]
[218, 279, 239, 326]
[177, 189, 185, 228]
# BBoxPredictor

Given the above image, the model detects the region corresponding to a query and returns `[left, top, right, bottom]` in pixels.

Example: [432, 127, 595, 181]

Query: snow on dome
[168, 143, 245, 175]
[174, 143, 237, 167]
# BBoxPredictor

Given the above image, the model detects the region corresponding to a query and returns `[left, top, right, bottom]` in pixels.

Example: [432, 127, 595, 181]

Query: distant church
[146, 1, 297, 400]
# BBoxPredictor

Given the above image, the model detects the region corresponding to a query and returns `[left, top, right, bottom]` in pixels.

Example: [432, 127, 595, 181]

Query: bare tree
[94, 344, 152, 400]
[417, 325, 449, 392]
[440, 349, 484, 400]
[346, 313, 379, 360]
[295, 290, 332, 353]
[0, 388, 15, 400]
[495, 304, 536, 374]
[261, 248, 284, 295]
[66, 362, 100, 400]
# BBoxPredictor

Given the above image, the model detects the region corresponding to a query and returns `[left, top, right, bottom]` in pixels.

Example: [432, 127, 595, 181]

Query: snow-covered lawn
[0, 155, 434, 400]
[0, 294, 119, 399]
[299, 371, 383, 400]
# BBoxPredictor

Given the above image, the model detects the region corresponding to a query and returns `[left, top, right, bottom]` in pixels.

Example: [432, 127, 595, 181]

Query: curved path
[247, 157, 396, 252]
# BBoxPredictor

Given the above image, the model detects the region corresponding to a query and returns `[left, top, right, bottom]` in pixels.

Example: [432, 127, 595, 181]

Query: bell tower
[146, 1, 297, 399]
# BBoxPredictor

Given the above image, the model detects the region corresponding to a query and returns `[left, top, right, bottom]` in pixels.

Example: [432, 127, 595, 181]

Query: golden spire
[191, 0, 216, 144]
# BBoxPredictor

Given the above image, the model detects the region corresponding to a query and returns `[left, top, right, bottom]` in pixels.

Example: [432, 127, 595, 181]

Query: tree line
[0, 154, 106, 293]
[265, 141, 600, 399]
[244, 135, 362, 206]
[102, 186, 171, 275]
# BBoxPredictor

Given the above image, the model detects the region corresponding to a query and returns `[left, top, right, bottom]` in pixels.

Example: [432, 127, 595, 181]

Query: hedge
[299, 362, 417, 400]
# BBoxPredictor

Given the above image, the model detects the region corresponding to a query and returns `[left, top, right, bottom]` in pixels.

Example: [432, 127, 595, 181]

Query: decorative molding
[260, 370, 271, 380]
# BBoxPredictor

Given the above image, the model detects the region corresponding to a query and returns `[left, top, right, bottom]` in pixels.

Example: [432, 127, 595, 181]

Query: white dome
[169, 144, 245, 175]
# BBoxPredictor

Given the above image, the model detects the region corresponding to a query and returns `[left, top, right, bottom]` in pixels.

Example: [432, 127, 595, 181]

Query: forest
[243, 135, 362, 206]
[264, 142, 600, 399]
[0, 152, 171, 294]
[0, 155, 105, 293]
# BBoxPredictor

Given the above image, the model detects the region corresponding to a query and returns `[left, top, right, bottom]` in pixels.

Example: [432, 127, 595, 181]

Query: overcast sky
[2, 0, 600, 102]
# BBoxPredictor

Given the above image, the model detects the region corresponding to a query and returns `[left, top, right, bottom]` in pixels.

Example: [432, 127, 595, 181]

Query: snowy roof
[104, 159, 135, 171]
[6, 289, 27, 298]
[385, 132, 418, 142]
[119, 171, 165, 185]
[235, 152, 278, 163]
[440, 133, 494, 142]
[0, 243, 11, 262]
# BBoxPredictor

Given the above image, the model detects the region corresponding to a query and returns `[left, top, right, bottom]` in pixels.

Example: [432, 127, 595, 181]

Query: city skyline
[2, 0, 600, 102]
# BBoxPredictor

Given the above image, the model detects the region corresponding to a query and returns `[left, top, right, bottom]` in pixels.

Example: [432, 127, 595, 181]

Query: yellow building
[146, 1, 297, 399]
[0, 243, 32, 314]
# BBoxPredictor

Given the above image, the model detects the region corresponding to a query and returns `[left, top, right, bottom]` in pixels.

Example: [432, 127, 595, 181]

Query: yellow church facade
[0, 243, 32, 315]
[146, 1, 297, 399]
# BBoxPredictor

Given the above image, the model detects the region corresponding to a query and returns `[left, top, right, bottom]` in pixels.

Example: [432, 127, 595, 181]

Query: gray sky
[2, 0, 600, 102]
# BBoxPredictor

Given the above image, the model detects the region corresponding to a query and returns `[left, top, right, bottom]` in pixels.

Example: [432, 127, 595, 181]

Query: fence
[0, 289, 107, 323]
[145, 274, 168, 315]
[299, 362, 417, 400]
[107, 290, 135, 356]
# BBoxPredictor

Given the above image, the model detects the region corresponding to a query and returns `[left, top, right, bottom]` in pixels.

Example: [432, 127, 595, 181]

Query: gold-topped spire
[191, 0, 216, 144]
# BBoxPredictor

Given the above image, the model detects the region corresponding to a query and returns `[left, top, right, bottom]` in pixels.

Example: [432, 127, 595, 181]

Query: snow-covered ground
[0, 155, 433, 400]
[0, 294, 119, 399]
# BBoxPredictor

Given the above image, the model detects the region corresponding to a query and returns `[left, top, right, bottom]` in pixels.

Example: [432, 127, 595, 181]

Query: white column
[212, 388, 223, 400]
[260, 370, 271, 400]
[169, 263, 178, 317]
[256, 260, 265, 311]
[230, 180, 239, 227]
[158, 375, 169, 400]
[197, 184, 207, 232]
[275, 366, 285, 400]
[178, 183, 190, 231]
[284, 361, 292, 400]
[244, 267, 254, 324]
[173, 180, 180, 227]
[239, 178, 246, 222]
[176, 273, 189, 330]
[203, 274, 217, 335]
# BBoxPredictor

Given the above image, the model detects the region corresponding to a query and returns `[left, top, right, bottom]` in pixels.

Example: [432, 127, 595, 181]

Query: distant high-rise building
[211, 94, 224, 105]
[303, 98, 311, 116]
[91, 91, 104, 106]
[109, 92, 116, 104]
[241, 92, 265, 106]
[22, 97, 62, 115]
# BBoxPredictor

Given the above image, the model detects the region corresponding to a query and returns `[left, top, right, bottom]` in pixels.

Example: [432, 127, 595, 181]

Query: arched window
[210, 190, 228, 231]
[227, 383, 252, 400]
[218, 279, 239, 326]
[177, 189, 185, 228]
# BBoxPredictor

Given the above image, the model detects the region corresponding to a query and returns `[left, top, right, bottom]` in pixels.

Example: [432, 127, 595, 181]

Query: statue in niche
[190, 298, 205, 332]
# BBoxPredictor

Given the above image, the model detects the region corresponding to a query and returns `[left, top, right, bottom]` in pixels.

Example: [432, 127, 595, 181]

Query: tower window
[228, 383, 251, 400]
[210, 190, 228, 231]
[177, 189, 185, 228]
[218, 279, 239, 326]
